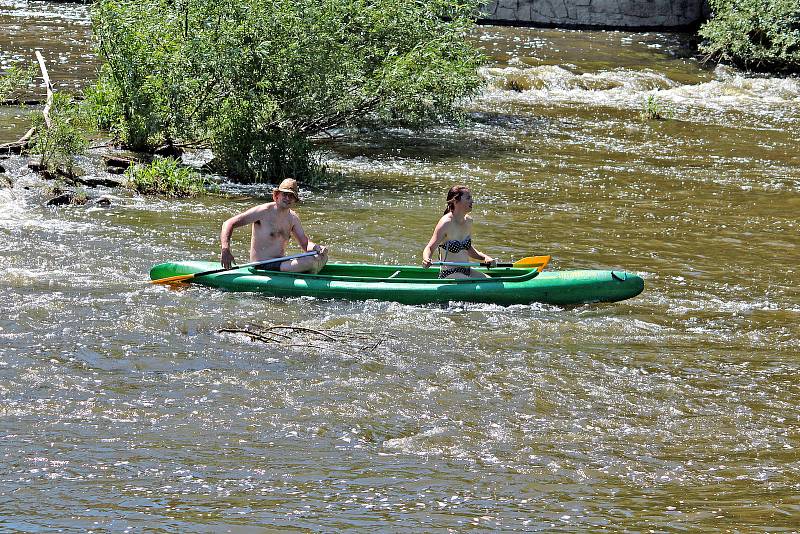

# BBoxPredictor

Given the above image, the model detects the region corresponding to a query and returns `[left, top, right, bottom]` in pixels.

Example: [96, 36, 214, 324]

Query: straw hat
[274, 178, 300, 201]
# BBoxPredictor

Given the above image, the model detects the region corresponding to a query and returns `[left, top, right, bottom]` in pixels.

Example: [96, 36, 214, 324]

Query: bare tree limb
[35, 51, 53, 130]
[266, 325, 337, 341]
[220, 323, 391, 356]
[218, 328, 284, 344]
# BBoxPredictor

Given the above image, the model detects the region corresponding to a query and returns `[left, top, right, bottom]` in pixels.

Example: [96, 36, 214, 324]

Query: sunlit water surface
[1, 3, 798, 531]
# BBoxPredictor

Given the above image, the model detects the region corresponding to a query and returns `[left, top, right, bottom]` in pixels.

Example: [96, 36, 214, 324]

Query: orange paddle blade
[512, 255, 551, 272]
[150, 273, 196, 284]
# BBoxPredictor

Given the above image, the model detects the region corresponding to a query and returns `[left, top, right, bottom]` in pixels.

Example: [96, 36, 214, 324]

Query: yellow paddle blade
[512, 255, 551, 272]
[150, 273, 195, 284]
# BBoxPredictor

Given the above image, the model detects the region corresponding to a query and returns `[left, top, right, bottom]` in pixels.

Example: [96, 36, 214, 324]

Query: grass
[640, 94, 674, 121]
[125, 157, 212, 197]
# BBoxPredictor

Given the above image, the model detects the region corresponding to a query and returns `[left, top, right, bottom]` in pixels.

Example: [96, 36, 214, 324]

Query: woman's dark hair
[444, 185, 470, 215]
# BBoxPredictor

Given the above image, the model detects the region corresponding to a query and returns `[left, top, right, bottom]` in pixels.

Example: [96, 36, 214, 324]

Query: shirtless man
[220, 178, 328, 273]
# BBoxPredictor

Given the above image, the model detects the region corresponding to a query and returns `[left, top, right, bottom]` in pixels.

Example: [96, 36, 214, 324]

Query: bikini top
[439, 236, 472, 253]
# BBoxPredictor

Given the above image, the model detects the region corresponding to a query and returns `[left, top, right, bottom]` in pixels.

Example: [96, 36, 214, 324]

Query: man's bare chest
[253, 215, 292, 241]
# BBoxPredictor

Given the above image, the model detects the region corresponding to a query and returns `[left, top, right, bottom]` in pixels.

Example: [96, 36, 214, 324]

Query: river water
[1, 2, 798, 531]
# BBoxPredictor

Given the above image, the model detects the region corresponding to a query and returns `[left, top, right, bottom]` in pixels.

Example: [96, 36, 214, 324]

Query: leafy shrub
[125, 156, 211, 197]
[0, 62, 35, 100]
[30, 92, 89, 176]
[210, 126, 325, 184]
[700, 0, 800, 72]
[90, 0, 485, 182]
[80, 64, 126, 140]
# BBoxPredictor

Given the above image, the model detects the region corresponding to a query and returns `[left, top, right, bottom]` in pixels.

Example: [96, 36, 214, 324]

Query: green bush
[700, 0, 800, 72]
[90, 0, 485, 182]
[30, 92, 89, 176]
[125, 156, 211, 197]
[80, 64, 126, 140]
[0, 62, 34, 100]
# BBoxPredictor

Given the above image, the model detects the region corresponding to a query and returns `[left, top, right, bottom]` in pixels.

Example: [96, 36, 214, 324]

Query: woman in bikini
[422, 185, 495, 279]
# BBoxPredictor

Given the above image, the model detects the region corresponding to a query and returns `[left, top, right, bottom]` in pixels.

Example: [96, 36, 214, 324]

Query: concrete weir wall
[480, 0, 707, 29]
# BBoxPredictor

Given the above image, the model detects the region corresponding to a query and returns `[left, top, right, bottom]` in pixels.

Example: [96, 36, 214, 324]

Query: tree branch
[35, 51, 53, 130]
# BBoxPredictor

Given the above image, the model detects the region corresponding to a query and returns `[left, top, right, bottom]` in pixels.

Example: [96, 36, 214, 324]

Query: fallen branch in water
[218, 323, 391, 353]
[218, 328, 285, 344]
[0, 127, 34, 155]
[0, 52, 53, 155]
[266, 324, 337, 341]
[0, 99, 44, 106]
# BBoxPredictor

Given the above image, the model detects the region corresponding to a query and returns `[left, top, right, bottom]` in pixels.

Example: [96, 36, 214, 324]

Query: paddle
[512, 255, 551, 271]
[151, 251, 319, 284]
[433, 255, 551, 272]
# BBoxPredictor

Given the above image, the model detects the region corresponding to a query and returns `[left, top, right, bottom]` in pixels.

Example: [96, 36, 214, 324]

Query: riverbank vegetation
[700, 0, 800, 72]
[88, 0, 485, 183]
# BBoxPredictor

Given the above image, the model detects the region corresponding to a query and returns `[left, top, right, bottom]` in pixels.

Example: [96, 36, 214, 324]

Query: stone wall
[480, 0, 707, 29]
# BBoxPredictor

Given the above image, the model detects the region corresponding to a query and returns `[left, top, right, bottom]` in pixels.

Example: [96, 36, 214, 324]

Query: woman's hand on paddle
[422, 256, 432, 268]
[221, 247, 235, 269]
[484, 257, 497, 267]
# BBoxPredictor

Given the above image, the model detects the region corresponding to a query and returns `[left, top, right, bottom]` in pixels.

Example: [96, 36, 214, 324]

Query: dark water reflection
[1, 2, 799, 531]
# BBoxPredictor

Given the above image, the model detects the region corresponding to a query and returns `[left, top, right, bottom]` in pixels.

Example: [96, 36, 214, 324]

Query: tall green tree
[700, 0, 800, 72]
[89, 0, 485, 181]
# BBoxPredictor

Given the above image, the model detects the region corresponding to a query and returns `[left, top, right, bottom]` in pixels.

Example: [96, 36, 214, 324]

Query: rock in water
[46, 193, 73, 206]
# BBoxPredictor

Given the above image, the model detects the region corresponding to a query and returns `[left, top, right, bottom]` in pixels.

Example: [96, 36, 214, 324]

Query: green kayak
[149, 261, 644, 306]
